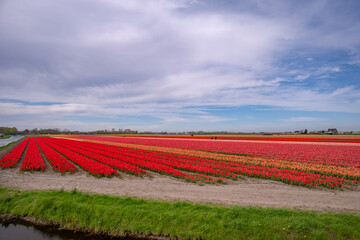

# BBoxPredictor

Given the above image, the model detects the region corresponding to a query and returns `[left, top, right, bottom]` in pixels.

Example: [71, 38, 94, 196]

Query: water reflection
[0, 135, 24, 147]
[0, 221, 149, 240]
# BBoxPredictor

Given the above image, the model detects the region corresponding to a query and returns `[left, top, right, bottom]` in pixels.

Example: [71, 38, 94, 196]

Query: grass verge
[0, 187, 359, 240]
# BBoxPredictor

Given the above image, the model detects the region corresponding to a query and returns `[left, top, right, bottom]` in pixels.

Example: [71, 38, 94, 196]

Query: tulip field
[1, 135, 359, 189]
[72, 136, 360, 167]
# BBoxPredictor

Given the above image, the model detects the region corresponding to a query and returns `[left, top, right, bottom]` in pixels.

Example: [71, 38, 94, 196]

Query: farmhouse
[327, 128, 338, 135]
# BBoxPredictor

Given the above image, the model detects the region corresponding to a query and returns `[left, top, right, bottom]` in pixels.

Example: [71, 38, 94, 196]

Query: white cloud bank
[1, 0, 360, 130]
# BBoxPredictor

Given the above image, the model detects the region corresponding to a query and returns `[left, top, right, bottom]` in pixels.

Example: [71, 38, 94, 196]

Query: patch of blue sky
[201, 105, 360, 123]
[269, 50, 359, 94]
[59, 115, 160, 125]
[0, 99, 64, 106]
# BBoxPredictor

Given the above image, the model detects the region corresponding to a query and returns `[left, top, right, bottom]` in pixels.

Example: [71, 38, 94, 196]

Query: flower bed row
[122, 146, 359, 188]
[71, 136, 360, 168]
[47, 138, 235, 182]
[104, 134, 360, 143]
[41, 138, 118, 177]
[42, 137, 197, 182]
[58, 139, 238, 180]
[3, 136, 357, 189]
[53, 138, 357, 189]
[0, 137, 30, 168]
[84, 139, 360, 179]
[36, 138, 77, 174]
[20, 138, 45, 171]
[39, 137, 147, 176]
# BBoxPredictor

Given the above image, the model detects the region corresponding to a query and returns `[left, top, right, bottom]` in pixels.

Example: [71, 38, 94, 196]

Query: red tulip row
[0, 137, 30, 168]
[2, 136, 356, 188]
[55, 139, 238, 179]
[54, 138, 231, 183]
[129, 149, 357, 189]
[41, 138, 118, 177]
[43, 137, 197, 182]
[129, 148, 352, 188]
[36, 138, 77, 174]
[49, 138, 357, 189]
[39, 137, 147, 176]
[47, 138, 235, 180]
[20, 138, 45, 171]
[111, 149, 239, 179]
[73, 136, 360, 168]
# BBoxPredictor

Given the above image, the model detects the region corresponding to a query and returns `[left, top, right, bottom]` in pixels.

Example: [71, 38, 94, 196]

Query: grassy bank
[0, 187, 359, 239]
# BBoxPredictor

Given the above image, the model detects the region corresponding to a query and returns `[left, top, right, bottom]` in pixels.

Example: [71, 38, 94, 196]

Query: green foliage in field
[0, 127, 18, 135]
[0, 187, 359, 240]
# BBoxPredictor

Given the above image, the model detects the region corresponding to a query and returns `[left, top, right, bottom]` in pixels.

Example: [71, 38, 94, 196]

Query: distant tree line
[186, 131, 235, 135]
[17, 128, 140, 135]
[93, 129, 138, 134]
[18, 128, 77, 135]
[0, 127, 18, 135]
[9, 127, 354, 135]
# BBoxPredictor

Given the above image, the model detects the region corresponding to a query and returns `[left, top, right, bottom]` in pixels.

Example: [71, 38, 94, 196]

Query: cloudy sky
[1, 0, 360, 132]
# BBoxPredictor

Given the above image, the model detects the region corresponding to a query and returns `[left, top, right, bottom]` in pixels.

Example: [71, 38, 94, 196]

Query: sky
[1, 0, 360, 132]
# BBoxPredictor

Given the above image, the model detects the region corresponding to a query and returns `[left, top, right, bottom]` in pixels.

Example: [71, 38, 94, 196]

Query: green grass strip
[0, 187, 359, 240]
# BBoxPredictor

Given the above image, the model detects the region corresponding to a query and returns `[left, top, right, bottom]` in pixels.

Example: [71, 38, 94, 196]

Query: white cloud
[1, 0, 360, 130]
[294, 74, 310, 81]
[329, 86, 355, 97]
[282, 117, 325, 123]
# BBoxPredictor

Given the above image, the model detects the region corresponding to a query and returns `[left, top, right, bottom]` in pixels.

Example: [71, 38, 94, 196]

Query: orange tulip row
[80, 139, 360, 179]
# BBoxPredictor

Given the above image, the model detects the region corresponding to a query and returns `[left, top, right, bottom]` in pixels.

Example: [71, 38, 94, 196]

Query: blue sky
[1, 0, 360, 132]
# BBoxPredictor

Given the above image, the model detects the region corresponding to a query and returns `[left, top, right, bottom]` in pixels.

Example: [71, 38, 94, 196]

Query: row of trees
[12, 128, 234, 135]
[17, 128, 139, 135]
[93, 129, 138, 134]
[21, 128, 66, 135]
[0, 127, 18, 135]
[2, 127, 344, 136]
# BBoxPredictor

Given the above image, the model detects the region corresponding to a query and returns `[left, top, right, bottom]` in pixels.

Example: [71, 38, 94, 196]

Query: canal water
[0, 221, 147, 240]
[0, 135, 23, 147]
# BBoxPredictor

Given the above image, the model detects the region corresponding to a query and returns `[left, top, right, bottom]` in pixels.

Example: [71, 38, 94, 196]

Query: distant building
[294, 131, 300, 134]
[0, 133, 3, 137]
[327, 128, 338, 135]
